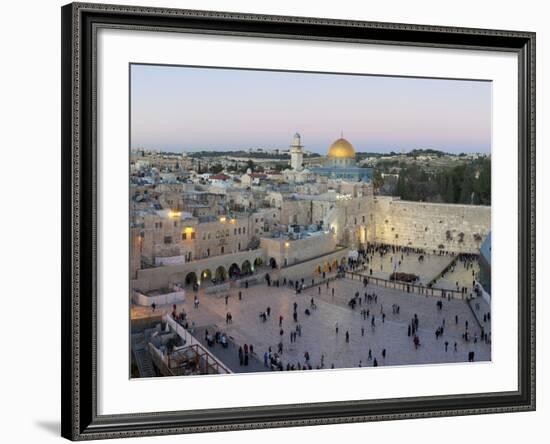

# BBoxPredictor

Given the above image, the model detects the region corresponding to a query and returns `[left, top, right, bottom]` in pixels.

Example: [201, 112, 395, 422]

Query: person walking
[345, 331, 350, 343]
[335, 322, 339, 334]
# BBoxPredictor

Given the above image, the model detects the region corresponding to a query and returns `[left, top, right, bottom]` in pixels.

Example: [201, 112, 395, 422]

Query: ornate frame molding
[61, 2, 535, 440]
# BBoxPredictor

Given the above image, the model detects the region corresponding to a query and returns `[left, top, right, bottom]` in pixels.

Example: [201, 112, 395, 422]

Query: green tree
[208, 163, 224, 174]
[372, 170, 385, 191]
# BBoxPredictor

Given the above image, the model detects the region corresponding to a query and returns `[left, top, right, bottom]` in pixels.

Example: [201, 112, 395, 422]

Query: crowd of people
[153, 243, 490, 374]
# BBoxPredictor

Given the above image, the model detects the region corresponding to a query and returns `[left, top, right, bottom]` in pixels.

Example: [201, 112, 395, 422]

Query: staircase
[131, 336, 156, 378]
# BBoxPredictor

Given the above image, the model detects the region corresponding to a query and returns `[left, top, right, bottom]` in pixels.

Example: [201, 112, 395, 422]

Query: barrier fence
[344, 271, 470, 300]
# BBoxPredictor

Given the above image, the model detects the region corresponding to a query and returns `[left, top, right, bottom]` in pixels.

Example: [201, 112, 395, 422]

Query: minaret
[290, 132, 304, 171]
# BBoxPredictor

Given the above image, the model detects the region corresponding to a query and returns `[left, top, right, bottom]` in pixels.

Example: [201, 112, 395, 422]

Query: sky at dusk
[130, 64, 492, 154]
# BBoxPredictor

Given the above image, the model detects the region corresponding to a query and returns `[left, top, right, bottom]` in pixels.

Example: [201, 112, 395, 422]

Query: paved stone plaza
[133, 268, 491, 373]
[431, 258, 480, 292]
[362, 251, 478, 289]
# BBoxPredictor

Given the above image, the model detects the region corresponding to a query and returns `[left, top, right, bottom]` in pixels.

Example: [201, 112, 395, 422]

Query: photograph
[129, 64, 493, 378]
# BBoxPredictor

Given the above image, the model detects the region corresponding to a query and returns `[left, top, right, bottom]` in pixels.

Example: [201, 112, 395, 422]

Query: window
[191, 232, 196, 239]
[164, 236, 172, 244]
[182, 233, 187, 240]
[234, 228, 237, 235]
[238, 228, 241, 234]
[243, 228, 246, 234]
[174, 221, 178, 227]
[362, 215, 365, 223]
[221, 246, 225, 254]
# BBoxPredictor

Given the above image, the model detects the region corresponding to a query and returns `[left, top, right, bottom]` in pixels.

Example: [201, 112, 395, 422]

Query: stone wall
[371, 197, 490, 254]
[276, 248, 349, 281]
[132, 249, 266, 292]
[260, 232, 337, 268]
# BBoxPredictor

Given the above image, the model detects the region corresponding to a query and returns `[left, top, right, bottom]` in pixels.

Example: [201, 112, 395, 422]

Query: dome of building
[327, 137, 355, 159]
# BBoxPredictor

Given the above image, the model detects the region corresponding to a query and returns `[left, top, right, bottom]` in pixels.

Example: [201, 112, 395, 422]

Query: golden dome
[327, 137, 356, 159]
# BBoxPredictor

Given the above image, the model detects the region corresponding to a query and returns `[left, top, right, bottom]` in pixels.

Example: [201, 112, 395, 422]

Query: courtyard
[132, 261, 491, 373]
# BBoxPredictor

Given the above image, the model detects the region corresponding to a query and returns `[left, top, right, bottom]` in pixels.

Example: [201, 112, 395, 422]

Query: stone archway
[184, 272, 198, 286]
[242, 260, 252, 275]
[269, 257, 278, 269]
[200, 269, 212, 283]
[228, 263, 241, 278]
[254, 257, 264, 268]
[215, 266, 227, 282]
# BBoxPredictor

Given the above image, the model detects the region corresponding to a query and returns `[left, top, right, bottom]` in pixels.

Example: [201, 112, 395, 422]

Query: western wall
[370, 196, 491, 254]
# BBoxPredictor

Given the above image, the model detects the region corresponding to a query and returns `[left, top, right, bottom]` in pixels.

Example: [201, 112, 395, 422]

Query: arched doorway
[332, 260, 339, 270]
[323, 262, 330, 273]
[184, 272, 198, 286]
[228, 263, 241, 278]
[200, 269, 212, 283]
[215, 266, 227, 282]
[254, 257, 264, 268]
[315, 264, 322, 274]
[269, 257, 277, 269]
[242, 260, 252, 275]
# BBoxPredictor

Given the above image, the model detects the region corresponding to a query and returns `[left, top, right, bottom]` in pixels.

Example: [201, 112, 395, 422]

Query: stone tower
[290, 132, 304, 171]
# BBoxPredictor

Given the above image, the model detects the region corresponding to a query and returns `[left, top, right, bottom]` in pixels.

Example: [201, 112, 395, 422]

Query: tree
[445, 175, 455, 203]
[372, 170, 384, 191]
[208, 163, 224, 174]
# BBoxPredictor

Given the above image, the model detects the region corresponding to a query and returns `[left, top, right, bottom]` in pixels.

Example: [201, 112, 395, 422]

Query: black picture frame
[61, 2, 536, 440]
